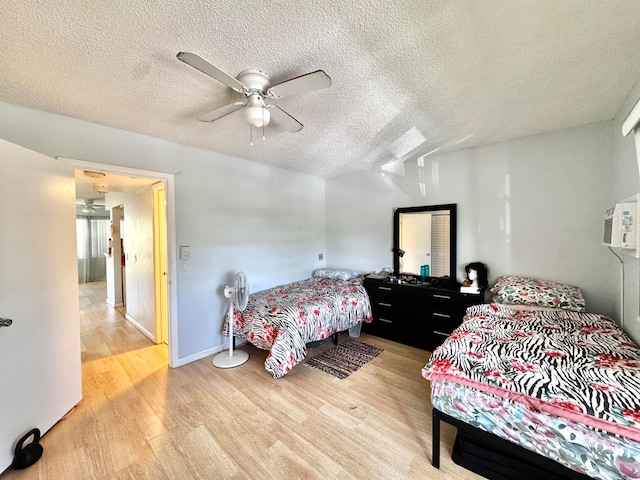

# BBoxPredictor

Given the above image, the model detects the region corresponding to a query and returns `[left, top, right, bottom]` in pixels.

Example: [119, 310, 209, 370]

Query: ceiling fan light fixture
[244, 105, 270, 128]
[92, 183, 109, 193]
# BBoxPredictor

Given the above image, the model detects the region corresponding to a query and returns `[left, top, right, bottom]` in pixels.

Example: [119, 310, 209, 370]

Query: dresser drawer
[431, 316, 462, 336]
[431, 312, 462, 330]
[430, 292, 465, 313]
[430, 329, 451, 349]
[368, 284, 418, 315]
[363, 313, 401, 342]
[370, 294, 397, 312]
[368, 283, 397, 297]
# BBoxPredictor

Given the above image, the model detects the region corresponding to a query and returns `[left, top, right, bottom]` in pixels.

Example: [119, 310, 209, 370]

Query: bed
[422, 276, 640, 480]
[226, 269, 372, 378]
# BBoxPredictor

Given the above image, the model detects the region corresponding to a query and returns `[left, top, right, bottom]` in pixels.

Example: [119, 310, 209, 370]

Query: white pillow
[312, 268, 362, 281]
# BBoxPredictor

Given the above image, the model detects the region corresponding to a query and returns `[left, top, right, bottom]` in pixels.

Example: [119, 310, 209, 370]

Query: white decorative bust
[460, 268, 480, 294]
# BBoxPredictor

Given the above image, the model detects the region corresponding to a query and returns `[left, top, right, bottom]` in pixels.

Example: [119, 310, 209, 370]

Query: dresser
[362, 275, 483, 351]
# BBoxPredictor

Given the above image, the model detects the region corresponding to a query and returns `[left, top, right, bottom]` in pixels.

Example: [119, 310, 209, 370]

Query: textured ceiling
[2, 1, 640, 178]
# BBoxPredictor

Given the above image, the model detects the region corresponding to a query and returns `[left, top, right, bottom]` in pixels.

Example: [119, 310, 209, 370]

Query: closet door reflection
[399, 212, 432, 276]
[393, 204, 456, 279]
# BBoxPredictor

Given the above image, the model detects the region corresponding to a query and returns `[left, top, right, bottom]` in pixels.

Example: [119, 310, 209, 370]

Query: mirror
[393, 204, 457, 280]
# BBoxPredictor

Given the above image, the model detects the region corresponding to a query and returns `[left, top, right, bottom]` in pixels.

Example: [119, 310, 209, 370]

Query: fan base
[212, 349, 249, 368]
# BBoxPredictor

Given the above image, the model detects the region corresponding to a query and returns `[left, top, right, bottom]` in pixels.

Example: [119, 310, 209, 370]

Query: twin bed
[423, 276, 640, 480]
[227, 269, 372, 379]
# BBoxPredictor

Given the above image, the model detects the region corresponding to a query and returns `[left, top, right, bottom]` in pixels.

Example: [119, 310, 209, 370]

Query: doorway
[68, 159, 177, 367]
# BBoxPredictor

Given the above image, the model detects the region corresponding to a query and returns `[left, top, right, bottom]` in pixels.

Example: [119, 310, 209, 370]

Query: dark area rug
[305, 339, 383, 379]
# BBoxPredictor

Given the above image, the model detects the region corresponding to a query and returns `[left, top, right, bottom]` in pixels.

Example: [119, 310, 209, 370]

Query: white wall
[123, 188, 155, 338]
[106, 190, 156, 339]
[611, 79, 640, 343]
[326, 121, 614, 317]
[0, 101, 326, 364]
[2, 98, 628, 355]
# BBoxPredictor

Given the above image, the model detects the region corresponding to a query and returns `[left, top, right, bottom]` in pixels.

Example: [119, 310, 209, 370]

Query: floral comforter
[422, 303, 640, 478]
[432, 381, 640, 480]
[229, 277, 372, 378]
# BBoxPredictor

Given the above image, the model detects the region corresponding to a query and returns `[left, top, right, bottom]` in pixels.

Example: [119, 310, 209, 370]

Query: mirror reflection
[393, 204, 457, 279]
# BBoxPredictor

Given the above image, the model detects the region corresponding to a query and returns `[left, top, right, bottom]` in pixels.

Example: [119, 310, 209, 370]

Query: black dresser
[362, 275, 483, 351]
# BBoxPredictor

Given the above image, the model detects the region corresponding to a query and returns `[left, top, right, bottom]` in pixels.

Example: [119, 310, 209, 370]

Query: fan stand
[212, 285, 249, 368]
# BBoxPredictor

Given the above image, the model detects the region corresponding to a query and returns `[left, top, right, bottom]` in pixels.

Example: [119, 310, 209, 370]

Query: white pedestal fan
[212, 271, 250, 368]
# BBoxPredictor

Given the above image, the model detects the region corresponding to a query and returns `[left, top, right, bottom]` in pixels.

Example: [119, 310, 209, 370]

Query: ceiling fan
[76, 199, 105, 213]
[177, 52, 331, 135]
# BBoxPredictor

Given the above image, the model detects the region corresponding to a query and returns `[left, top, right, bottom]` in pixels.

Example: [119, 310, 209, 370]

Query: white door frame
[60, 158, 179, 368]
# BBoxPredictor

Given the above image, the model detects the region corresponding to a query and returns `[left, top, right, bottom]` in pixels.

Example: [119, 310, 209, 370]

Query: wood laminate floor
[1, 281, 480, 479]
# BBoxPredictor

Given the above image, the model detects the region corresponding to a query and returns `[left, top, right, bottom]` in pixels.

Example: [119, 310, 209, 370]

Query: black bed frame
[432, 408, 592, 480]
[237, 332, 341, 351]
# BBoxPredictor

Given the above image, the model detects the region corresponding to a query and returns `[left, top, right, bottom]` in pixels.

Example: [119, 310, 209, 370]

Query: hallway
[78, 281, 166, 361]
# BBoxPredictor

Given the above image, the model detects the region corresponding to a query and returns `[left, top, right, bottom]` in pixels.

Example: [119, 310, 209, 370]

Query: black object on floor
[12, 428, 43, 470]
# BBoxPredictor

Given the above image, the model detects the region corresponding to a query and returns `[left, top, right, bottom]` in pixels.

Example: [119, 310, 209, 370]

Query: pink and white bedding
[229, 277, 372, 378]
[423, 303, 640, 479]
[431, 380, 640, 479]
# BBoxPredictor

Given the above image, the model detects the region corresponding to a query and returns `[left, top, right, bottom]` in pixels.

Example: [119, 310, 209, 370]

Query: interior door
[0, 139, 82, 471]
[153, 182, 168, 344]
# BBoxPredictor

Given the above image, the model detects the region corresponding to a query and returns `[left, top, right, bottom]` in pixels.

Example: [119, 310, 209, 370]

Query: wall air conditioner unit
[603, 194, 640, 257]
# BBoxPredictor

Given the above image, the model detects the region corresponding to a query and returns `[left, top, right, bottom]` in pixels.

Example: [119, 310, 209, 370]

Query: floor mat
[305, 339, 383, 379]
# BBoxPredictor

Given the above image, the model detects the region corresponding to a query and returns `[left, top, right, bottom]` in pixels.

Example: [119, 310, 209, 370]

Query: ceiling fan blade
[197, 102, 245, 122]
[267, 106, 304, 132]
[177, 52, 246, 92]
[267, 70, 331, 99]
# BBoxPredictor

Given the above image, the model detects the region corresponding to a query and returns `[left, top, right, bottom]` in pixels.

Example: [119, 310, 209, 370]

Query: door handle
[0, 317, 13, 327]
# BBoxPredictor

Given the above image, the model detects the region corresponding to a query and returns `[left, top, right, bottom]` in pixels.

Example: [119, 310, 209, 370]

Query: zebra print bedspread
[231, 277, 372, 378]
[422, 303, 640, 443]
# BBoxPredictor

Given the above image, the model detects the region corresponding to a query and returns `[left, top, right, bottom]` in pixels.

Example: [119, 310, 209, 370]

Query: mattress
[423, 303, 640, 479]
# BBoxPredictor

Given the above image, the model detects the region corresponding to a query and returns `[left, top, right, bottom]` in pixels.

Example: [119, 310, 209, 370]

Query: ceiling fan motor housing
[237, 69, 270, 92]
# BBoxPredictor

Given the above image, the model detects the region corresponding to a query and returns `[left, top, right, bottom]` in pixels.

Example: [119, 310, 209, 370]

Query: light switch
[179, 246, 191, 260]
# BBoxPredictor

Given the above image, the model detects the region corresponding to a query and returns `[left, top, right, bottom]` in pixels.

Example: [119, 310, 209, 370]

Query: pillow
[312, 268, 361, 281]
[490, 275, 586, 312]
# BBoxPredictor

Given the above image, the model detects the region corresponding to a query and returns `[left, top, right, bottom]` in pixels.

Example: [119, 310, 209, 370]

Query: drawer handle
[433, 294, 451, 300]
[379, 302, 392, 307]
[379, 318, 393, 324]
[433, 330, 450, 337]
[379, 286, 392, 291]
[433, 312, 451, 319]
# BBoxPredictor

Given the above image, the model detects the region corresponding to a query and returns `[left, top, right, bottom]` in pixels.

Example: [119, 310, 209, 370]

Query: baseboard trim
[124, 314, 155, 343]
[106, 298, 124, 308]
[172, 338, 248, 368]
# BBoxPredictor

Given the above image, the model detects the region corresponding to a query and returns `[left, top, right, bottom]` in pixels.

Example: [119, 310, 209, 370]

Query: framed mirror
[393, 204, 457, 279]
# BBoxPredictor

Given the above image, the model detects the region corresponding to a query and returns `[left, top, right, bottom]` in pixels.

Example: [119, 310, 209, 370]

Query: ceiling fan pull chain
[262, 108, 266, 141]
[250, 125, 253, 146]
